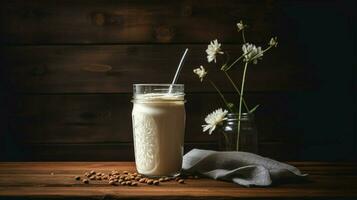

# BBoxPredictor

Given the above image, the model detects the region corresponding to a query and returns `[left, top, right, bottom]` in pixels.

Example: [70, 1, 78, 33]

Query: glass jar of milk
[132, 84, 185, 177]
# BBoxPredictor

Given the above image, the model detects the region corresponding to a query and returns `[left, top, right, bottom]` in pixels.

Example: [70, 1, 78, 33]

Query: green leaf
[249, 104, 260, 113]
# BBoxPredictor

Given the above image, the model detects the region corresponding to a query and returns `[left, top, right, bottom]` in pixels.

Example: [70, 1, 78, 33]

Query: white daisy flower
[269, 37, 278, 47]
[206, 39, 224, 63]
[237, 20, 245, 31]
[242, 43, 263, 64]
[202, 108, 228, 135]
[193, 65, 208, 82]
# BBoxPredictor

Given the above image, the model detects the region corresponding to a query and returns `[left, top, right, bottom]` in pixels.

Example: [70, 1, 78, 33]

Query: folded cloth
[182, 149, 307, 187]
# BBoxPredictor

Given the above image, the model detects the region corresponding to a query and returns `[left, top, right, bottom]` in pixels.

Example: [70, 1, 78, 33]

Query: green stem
[242, 29, 246, 43]
[223, 71, 250, 112]
[236, 62, 249, 151]
[223, 49, 252, 71]
[209, 80, 232, 112]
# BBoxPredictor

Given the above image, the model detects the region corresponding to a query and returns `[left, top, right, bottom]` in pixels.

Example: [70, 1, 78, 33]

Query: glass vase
[219, 113, 258, 153]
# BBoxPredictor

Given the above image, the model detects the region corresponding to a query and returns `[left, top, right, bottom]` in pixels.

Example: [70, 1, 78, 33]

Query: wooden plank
[0, 162, 356, 199]
[0, 45, 312, 93]
[0, 142, 298, 161]
[0, 0, 281, 44]
[7, 93, 303, 144]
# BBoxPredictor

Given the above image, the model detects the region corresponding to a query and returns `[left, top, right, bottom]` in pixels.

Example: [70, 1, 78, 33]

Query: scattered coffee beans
[74, 169, 197, 186]
[146, 179, 153, 185]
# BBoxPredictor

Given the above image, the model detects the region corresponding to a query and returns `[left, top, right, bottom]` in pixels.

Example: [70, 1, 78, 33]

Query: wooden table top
[0, 162, 356, 199]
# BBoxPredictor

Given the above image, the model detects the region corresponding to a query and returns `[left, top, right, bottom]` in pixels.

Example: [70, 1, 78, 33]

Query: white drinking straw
[168, 48, 189, 94]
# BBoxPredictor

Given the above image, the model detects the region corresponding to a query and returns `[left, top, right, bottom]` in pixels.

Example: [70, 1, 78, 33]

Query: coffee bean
[130, 182, 138, 186]
[132, 172, 138, 176]
[89, 176, 95, 180]
[120, 181, 126, 185]
[109, 180, 116, 185]
[135, 176, 140, 181]
[178, 179, 185, 184]
[84, 172, 90, 177]
[147, 179, 153, 185]
[90, 170, 96, 175]
[119, 175, 125, 179]
[83, 179, 89, 184]
[139, 178, 146, 183]
[126, 181, 131, 185]
[175, 177, 180, 181]
[164, 177, 170, 181]
[153, 180, 160, 185]
[74, 176, 81, 180]
[96, 176, 102, 180]
[123, 171, 129, 174]
[158, 178, 164, 182]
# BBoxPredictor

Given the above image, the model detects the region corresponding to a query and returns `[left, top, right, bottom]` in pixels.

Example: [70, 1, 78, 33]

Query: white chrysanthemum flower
[237, 20, 245, 31]
[242, 43, 263, 64]
[193, 65, 207, 82]
[269, 37, 278, 47]
[206, 39, 224, 63]
[202, 108, 228, 135]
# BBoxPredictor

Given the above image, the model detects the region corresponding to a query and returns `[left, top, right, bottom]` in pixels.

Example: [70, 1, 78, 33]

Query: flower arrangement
[193, 20, 278, 151]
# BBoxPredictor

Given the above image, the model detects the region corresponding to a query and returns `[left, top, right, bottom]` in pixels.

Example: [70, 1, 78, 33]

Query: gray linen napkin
[182, 149, 307, 187]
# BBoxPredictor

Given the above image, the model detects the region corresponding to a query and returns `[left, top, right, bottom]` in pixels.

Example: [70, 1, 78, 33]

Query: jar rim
[133, 84, 184, 87]
[226, 112, 254, 121]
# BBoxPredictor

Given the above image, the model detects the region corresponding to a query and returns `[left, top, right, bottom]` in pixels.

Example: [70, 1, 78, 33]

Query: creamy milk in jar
[132, 84, 185, 177]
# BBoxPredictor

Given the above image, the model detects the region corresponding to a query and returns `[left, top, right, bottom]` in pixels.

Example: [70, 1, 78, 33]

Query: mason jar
[132, 84, 185, 177]
[220, 113, 258, 153]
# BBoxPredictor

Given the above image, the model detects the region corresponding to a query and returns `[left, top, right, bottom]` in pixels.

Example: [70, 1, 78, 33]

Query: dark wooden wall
[0, 0, 355, 161]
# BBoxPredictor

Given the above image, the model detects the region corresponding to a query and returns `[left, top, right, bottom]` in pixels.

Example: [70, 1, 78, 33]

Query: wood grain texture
[0, 162, 356, 199]
[7, 93, 302, 143]
[0, 0, 281, 44]
[0, 45, 311, 93]
[0, 0, 355, 162]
